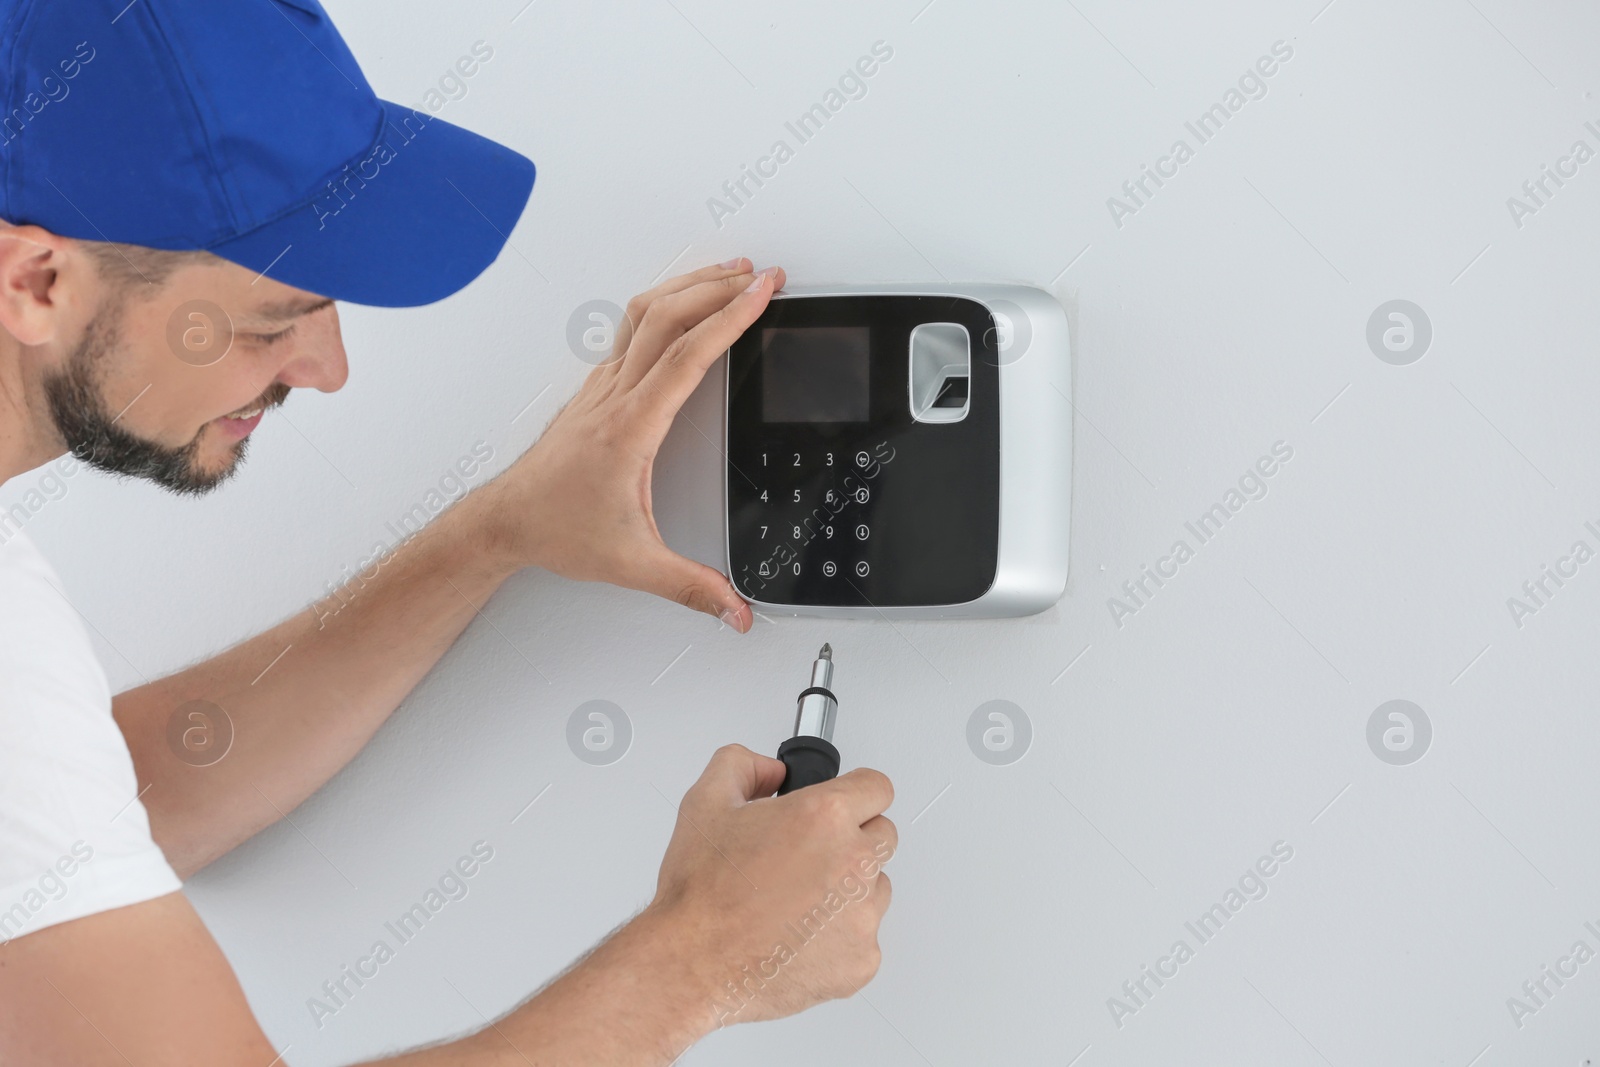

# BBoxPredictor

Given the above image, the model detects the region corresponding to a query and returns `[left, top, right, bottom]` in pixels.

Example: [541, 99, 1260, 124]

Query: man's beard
[42, 299, 287, 496]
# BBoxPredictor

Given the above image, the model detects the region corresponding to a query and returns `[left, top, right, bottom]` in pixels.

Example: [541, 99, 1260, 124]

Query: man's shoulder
[0, 536, 183, 944]
[0, 528, 66, 597]
[0, 530, 110, 707]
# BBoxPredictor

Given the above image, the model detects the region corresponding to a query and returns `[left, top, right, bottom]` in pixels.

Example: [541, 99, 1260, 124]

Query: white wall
[10, 0, 1600, 1062]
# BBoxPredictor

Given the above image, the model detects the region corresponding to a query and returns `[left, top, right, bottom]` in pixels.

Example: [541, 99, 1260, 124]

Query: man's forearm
[375, 906, 717, 1067]
[114, 484, 523, 876]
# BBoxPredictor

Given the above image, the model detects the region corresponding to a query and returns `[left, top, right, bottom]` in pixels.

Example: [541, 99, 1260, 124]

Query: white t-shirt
[0, 530, 181, 943]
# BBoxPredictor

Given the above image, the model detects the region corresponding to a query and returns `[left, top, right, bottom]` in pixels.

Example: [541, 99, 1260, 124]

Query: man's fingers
[635, 266, 785, 433]
[691, 755, 892, 822]
[811, 766, 894, 826]
[871, 871, 892, 919]
[696, 743, 788, 806]
[859, 814, 898, 864]
[615, 272, 757, 391]
[613, 258, 750, 360]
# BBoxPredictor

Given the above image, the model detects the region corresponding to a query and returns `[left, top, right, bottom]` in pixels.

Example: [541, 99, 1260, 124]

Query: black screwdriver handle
[776, 734, 841, 795]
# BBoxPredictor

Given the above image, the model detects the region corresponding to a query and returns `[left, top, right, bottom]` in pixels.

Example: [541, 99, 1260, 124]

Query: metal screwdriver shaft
[776, 643, 842, 795]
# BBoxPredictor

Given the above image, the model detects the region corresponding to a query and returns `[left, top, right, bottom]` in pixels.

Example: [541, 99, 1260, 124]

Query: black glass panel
[727, 295, 1001, 608]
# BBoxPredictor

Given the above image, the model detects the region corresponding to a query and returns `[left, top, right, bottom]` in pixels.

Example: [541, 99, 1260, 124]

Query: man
[0, 1, 895, 1063]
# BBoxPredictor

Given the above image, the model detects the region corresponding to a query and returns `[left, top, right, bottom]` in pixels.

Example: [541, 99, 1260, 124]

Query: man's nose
[274, 305, 348, 392]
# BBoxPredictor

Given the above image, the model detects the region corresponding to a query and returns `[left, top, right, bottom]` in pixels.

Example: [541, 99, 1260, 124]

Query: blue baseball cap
[0, 0, 535, 307]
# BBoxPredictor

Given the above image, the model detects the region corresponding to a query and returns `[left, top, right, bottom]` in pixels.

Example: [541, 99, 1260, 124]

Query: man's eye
[249, 325, 296, 345]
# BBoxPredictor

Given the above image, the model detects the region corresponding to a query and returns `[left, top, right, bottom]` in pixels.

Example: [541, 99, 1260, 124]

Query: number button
[823, 561, 837, 577]
[855, 523, 870, 541]
[854, 561, 870, 577]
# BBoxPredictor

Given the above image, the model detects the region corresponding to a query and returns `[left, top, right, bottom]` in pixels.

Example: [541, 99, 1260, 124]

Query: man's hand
[641, 744, 897, 1029]
[477, 260, 785, 633]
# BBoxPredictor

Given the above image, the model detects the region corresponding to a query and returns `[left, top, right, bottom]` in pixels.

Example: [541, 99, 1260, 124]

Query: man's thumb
[639, 548, 751, 632]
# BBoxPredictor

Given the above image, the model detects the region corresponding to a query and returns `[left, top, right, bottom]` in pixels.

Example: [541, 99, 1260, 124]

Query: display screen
[761, 326, 870, 423]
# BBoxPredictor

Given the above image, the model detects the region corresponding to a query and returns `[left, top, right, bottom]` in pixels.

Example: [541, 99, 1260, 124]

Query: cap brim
[207, 100, 535, 308]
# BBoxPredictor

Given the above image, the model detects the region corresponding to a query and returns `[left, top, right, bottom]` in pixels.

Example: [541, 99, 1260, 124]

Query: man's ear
[0, 222, 73, 346]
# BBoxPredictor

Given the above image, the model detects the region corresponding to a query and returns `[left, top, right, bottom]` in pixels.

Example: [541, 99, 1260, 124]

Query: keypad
[734, 445, 883, 600]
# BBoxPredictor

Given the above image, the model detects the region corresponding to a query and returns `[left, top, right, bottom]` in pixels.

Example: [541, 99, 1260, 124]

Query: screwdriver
[776, 643, 842, 795]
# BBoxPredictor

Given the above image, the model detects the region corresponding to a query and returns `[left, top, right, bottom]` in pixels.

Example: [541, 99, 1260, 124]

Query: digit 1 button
[855, 523, 870, 541]
[822, 561, 837, 577]
[855, 450, 870, 468]
[854, 561, 870, 577]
